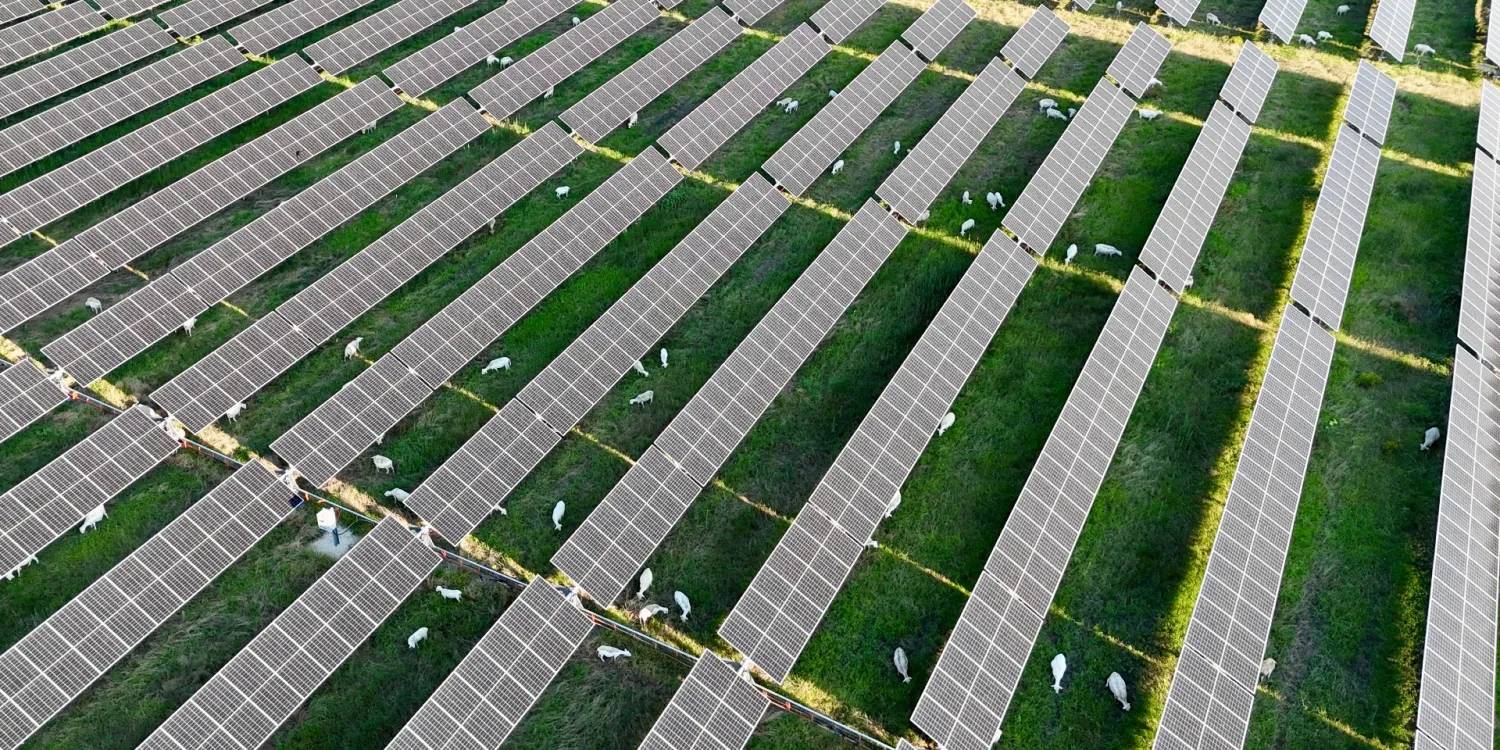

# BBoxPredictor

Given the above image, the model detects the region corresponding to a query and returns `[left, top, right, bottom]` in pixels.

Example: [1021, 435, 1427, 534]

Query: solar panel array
[304, 0, 476, 74]
[469, 0, 660, 120]
[42, 98, 485, 387]
[1107, 22, 1172, 98]
[0, 0, 41, 26]
[809, 0, 887, 43]
[153, 122, 582, 432]
[1414, 348, 1500, 750]
[1155, 0, 1197, 28]
[381, 0, 577, 96]
[139, 516, 438, 750]
[554, 200, 906, 603]
[560, 6, 741, 143]
[0, 74, 393, 336]
[406, 174, 787, 542]
[0, 462, 294, 750]
[0, 405, 178, 578]
[719, 234, 1037, 683]
[995, 4, 1067, 79]
[231, 0, 378, 55]
[0, 54, 319, 251]
[160, 0, 275, 36]
[1216, 42, 1277, 125]
[1154, 309, 1336, 750]
[901, 0, 974, 62]
[721, 0, 788, 25]
[656, 23, 828, 170]
[1258, 0, 1308, 43]
[1287, 128, 1386, 330]
[0, 35, 250, 181]
[272, 148, 682, 486]
[386, 577, 593, 749]
[1368, 0, 1416, 61]
[0, 2, 104, 69]
[0, 359, 65, 447]
[638, 652, 769, 750]
[0, 21, 171, 122]
[762, 43, 928, 195]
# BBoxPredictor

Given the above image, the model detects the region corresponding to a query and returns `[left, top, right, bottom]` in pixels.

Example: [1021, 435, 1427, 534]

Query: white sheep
[552, 500, 566, 530]
[1065, 244, 1078, 264]
[1336, 3, 1351, 11]
[1414, 42, 1436, 56]
[937, 411, 956, 436]
[1046, 107, 1068, 121]
[571, 15, 580, 24]
[884, 490, 901, 518]
[436, 586, 463, 601]
[181, 317, 196, 335]
[959, 218, 976, 236]
[893, 647, 911, 683]
[1107, 672, 1130, 710]
[501, 56, 514, 66]
[830, 159, 845, 175]
[482, 356, 511, 373]
[1145, 78, 1163, 91]
[627, 112, 638, 128]
[485, 54, 499, 64]
[630, 390, 654, 406]
[1260, 657, 1276, 679]
[1067, 107, 1076, 118]
[1206, 12, 1220, 24]
[372, 454, 394, 473]
[1316, 30, 1333, 40]
[1138, 108, 1163, 121]
[1038, 98, 1058, 111]
[407, 627, 429, 649]
[1115, 0, 1121, 8]
[892, 140, 901, 155]
[598, 645, 632, 661]
[343, 337, 362, 359]
[638, 603, 669, 624]
[85, 297, 102, 313]
[632, 360, 648, 377]
[638, 567, 654, 598]
[416, 524, 435, 548]
[544, 85, 555, 98]
[660, 348, 669, 368]
[555, 185, 571, 198]
[225, 402, 246, 421]
[384, 487, 411, 502]
[986, 192, 1004, 210]
[828, 89, 838, 98]
[78, 504, 107, 534]
[1095, 243, 1123, 257]
[1051, 653, 1067, 692]
[915, 209, 929, 224]
[674, 590, 692, 621]
[1297, 33, 1317, 45]
[779, 99, 799, 113]
[962, 190, 973, 205]
[775, 97, 793, 109]
[1420, 426, 1442, 450]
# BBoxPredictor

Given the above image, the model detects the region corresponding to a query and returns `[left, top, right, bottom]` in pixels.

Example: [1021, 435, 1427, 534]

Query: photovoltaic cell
[139, 516, 438, 750]
[1258, 0, 1308, 43]
[721, 0, 788, 26]
[304, 0, 477, 74]
[381, 0, 577, 96]
[1106, 23, 1171, 99]
[638, 652, 769, 750]
[719, 233, 1037, 683]
[877, 58, 1025, 221]
[1491, 5, 1500, 68]
[762, 42, 928, 195]
[0, 3, 104, 69]
[1217, 41, 1277, 124]
[1343, 60, 1396, 145]
[559, 6, 741, 143]
[901, 0, 974, 62]
[1155, 0, 1197, 27]
[0, 21, 172, 122]
[468, 0, 660, 120]
[1479, 83, 1500, 162]
[1460, 152, 1499, 363]
[0, 54, 320, 252]
[160, 0, 275, 36]
[0, 72, 390, 335]
[231, 0, 381, 54]
[0, 0, 41, 26]
[554, 200, 906, 604]
[0, 405, 178, 579]
[1368, 0, 1416, 61]
[385, 577, 592, 750]
[656, 23, 828, 170]
[1286, 124, 1383, 331]
[0, 359, 65, 447]
[1003, 79, 1136, 254]
[0, 462, 295, 750]
[809, 0, 887, 43]
[96, 0, 167, 19]
[996, 4, 1067, 79]
[153, 123, 581, 432]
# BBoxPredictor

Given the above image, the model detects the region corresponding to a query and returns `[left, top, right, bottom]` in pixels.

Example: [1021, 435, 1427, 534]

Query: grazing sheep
[630, 390, 654, 406]
[482, 356, 511, 373]
[181, 317, 196, 335]
[1051, 653, 1067, 692]
[384, 487, 410, 502]
[828, 89, 838, 98]
[1067, 108, 1076, 118]
[1145, 77, 1163, 91]
[660, 348, 669, 368]
[85, 297, 102, 313]
[1065, 244, 1079, 264]
[1337, 3, 1351, 11]
[1046, 107, 1068, 121]
[78, 504, 107, 534]
[552, 500, 566, 530]
[3, 555, 38, 581]
[627, 112, 639, 128]
[1095, 243, 1123, 257]
[1414, 42, 1436, 55]
[598, 645, 632, 661]
[1138, 108, 1163, 121]
[436, 586, 463, 601]
[544, 85, 555, 98]
[830, 159, 845, 175]
[225, 402, 246, 421]
[1260, 657, 1276, 679]
[915, 209, 929, 223]
[571, 15, 579, 24]
[779, 99, 799, 113]
[485, 54, 499, 64]
[500, 56, 514, 66]
[893, 140, 901, 155]
[1115, 0, 1121, 8]
[639, 603, 669, 623]
[775, 97, 793, 109]
[864, 538, 880, 549]
[959, 218, 976, 236]
[1038, 98, 1058, 111]
[986, 192, 1005, 210]
[638, 567, 654, 598]
[407, 627, 429, 649]
[1420, 426, 1442, 450]
[937, 411, 956, 436]
[372, 455, 394, 473]
[416, 524, 435, 548]
[555, 185, 571, 198]
[1107, 672, 1130, 710]
[1206, 12, 1220, 24]
[894, 647, 911, 683]
[962, 190, 973, 205]
[1316, 30, 1332, 40]
[632, 360, 648, 377]
[885, 490, 901, 518]
[674, 590, 692, 621]
[1297, 33, 1317, 45]
[343, 337, 362, 359]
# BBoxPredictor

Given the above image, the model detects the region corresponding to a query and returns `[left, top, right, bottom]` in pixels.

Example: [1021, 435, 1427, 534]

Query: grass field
[0, 0, 1486, 745]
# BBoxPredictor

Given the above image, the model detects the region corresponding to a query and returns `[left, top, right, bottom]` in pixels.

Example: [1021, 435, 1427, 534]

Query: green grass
[0, 0, 1486, 746]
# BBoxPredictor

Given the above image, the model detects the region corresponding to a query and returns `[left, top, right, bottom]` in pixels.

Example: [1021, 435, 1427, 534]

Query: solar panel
[1003, 79, 1137, 254]
[901, 0, 974, 62]
[1414, 348, 1500, 750]
[273, 148, 681, 487]
[304, 0, 476, 74]
[638, 652, 769, 750]
[0, 72, 391, 336]
[0, 21, 171, 123]
[96, 0, 167, 19]
[1106, 23, 1171, 99]
[0, 462, 294, 750]
[43, 98, 484, 386]
[763, 43, 928, 195]
[153, 123, 581, 432]
[0, 405, 178, 578]
[554, 200, 905, 603]
[231, 0, 381, 54]
[1491, 4, 1500, 68]
[1286, 124, 1383, 331]
[0, 54, 320, 252]
[160, 0, 275, 36]
[469, 0, 659, 119]
[1258, 0, 1308, 43]
[1480, 83, 1500, 162]
[1152, 308, 1335, 750]
[1368, 0, 1416, 61]
[408, 174, 787, 542]
[1217, 42, 1277, 124]
[809, 0, 887, 43]
[0, 359, 65, 446]
[1460, 153, 1500, 363]
[1343, 60, 1397, 145]
[138, 516, 438, 750]
[386, 577, 593, 749]
[560, 6, 741, 143]
[0, 3, 104, 68]
[0, 0, 42, 25]
[1138, 102, 1255, 291]
[0, 35, 249, 181]
[1155, 0, 1197, 27]
[721, 0, 788, 25]
[381, 0, 577, 96]
[656, 23, 828, 170]
[877, 58, 1026, 221]
[997, 4, 1068, 80]
[720, 233, 1037, 682]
